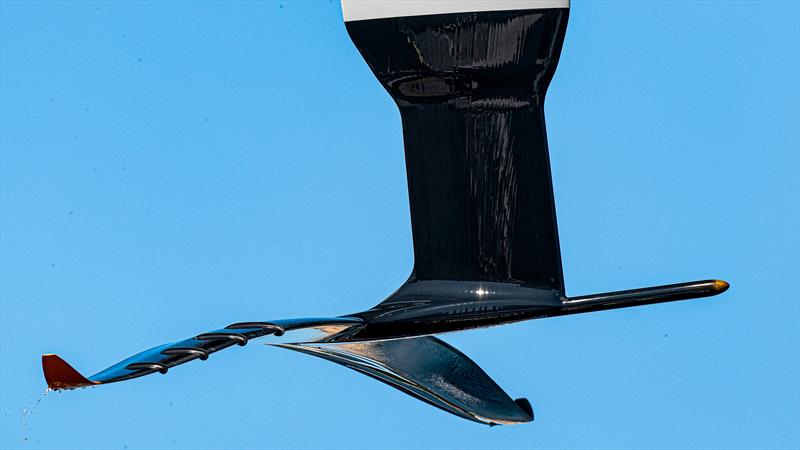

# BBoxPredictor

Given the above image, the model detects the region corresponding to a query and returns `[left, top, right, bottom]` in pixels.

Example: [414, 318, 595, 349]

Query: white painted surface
[342, 0, 569, 22]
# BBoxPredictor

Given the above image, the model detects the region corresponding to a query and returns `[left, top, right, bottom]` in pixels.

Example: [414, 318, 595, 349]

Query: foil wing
[41, 318, 364, 389]
[276, 336, 533, 426]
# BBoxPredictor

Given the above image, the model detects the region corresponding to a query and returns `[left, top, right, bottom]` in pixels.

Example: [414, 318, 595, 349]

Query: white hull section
[342, 0, 569, 22]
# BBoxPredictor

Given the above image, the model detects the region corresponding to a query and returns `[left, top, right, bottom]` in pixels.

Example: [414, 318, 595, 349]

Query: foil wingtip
[42, 354, 97, 390]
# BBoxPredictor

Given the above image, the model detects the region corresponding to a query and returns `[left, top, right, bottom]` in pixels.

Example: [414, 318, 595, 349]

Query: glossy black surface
[345, 9, 569, 290]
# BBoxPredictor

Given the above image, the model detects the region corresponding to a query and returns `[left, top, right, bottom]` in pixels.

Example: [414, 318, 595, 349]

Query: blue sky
[1, 1, 798, 448]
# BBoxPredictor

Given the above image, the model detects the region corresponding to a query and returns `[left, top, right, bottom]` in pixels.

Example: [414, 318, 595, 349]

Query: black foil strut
[345, 9, 569, 290]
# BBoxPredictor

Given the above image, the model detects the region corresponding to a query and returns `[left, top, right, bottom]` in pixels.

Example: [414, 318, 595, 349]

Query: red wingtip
[42, 354, 97, 390]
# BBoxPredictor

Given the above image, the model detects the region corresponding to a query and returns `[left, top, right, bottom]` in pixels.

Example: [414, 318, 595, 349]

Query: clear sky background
[1, 1, 798, 449]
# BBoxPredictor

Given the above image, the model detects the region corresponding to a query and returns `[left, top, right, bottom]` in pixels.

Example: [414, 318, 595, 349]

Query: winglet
[514, 398, 534, 422]
[42, 354, 97, 390]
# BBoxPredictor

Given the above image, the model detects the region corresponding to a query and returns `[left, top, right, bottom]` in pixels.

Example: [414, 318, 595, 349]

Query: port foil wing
[276, 336, 533, 426]
[42, 317, 363, 390]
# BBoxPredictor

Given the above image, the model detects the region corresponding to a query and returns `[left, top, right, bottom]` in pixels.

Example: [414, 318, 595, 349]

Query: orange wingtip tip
[41, 354, 97, 390]
[713, 280, 730, 293]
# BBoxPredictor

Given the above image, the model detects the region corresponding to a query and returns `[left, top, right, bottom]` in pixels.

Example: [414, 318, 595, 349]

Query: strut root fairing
[42, 0, 729, 425]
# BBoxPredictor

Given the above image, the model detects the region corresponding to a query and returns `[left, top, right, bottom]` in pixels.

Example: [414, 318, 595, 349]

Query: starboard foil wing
[276, 336, 533, 426]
